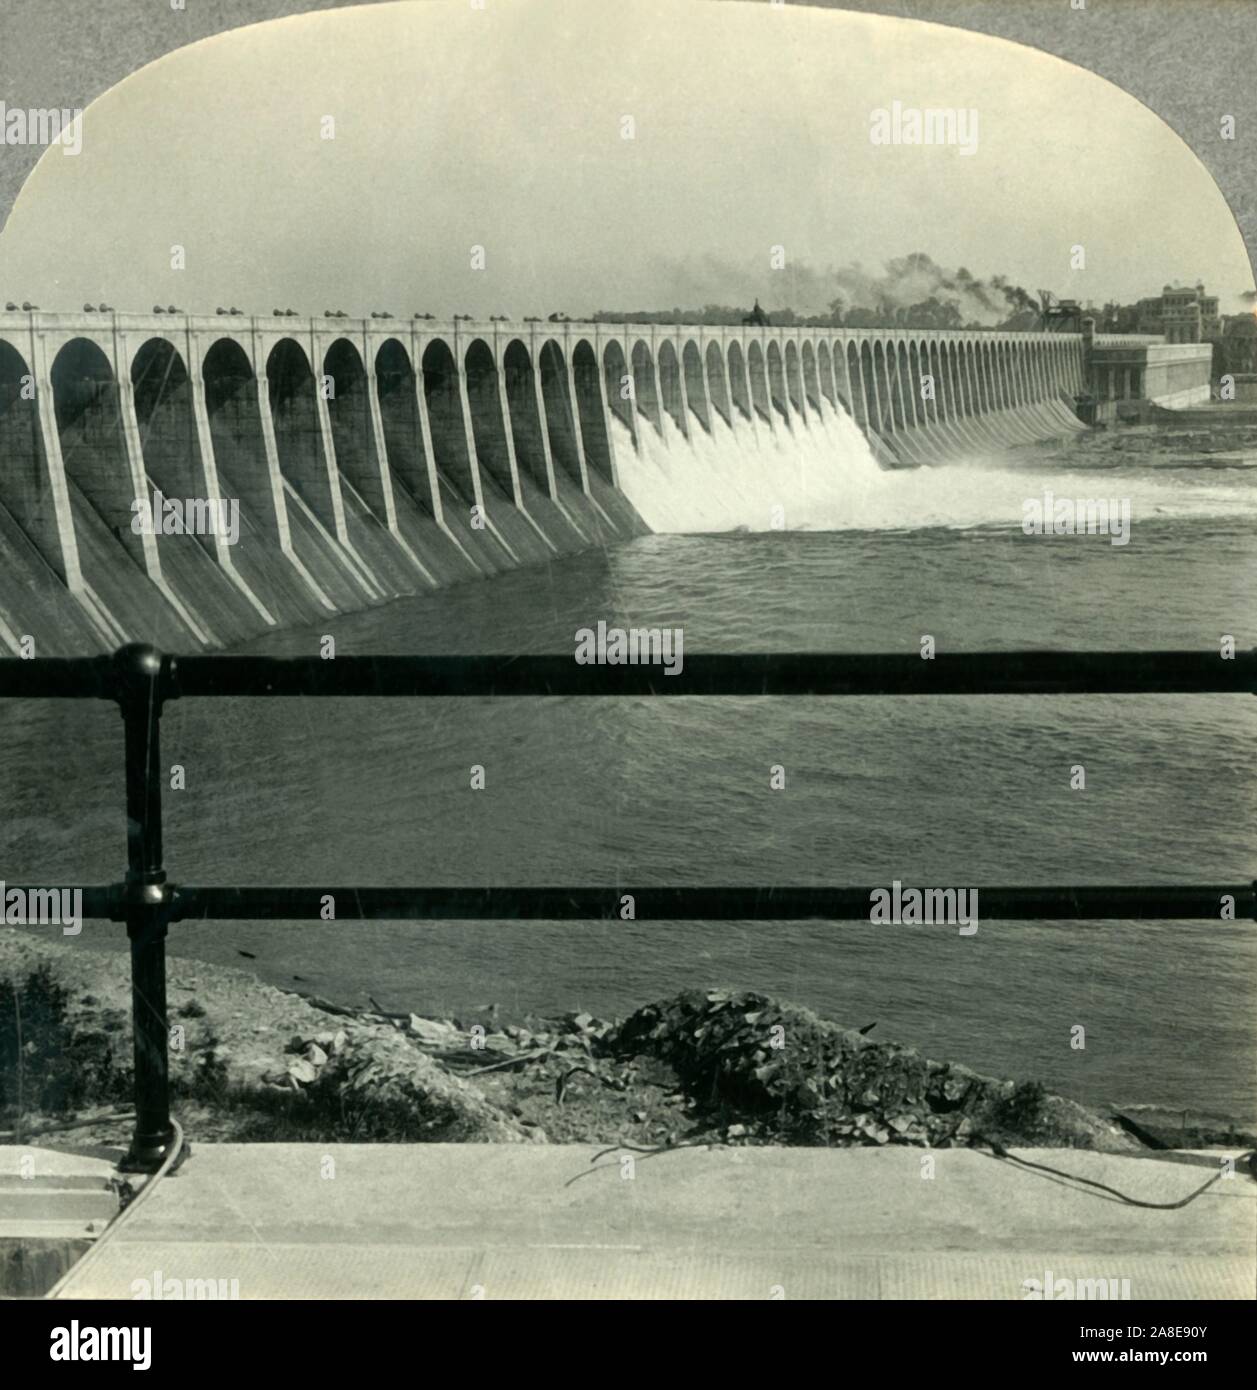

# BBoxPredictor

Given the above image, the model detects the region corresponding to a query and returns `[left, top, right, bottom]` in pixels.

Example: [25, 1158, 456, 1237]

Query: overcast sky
[2, 0, 1251, 318]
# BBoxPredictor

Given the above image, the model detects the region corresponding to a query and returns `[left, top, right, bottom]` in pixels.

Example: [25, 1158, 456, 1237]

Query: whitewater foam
[612, 405, 1257, 533]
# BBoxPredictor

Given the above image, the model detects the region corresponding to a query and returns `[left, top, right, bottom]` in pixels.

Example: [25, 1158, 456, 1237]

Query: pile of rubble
[609, 989, 1142, 1152]
[263, 1030, 349, 1089]
[224, 989, 1146, 1151]
[256, 1015, 548, 1141]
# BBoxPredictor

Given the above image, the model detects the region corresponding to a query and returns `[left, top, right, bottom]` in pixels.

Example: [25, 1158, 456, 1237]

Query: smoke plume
[598, 251, 1041, 329]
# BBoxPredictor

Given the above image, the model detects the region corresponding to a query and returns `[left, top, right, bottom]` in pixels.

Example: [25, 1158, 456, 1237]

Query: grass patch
[0, 966, 131, 1132]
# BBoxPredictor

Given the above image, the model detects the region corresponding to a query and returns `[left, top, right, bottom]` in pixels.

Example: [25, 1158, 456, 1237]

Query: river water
[4, 414, 1255, 1125]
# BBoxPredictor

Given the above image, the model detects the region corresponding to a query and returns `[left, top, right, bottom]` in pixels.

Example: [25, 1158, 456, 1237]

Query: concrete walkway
[50, 1143, 1255, 1300]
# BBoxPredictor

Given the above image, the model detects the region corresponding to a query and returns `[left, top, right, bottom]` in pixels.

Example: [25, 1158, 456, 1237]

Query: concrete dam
[0, 311, 1090, 654]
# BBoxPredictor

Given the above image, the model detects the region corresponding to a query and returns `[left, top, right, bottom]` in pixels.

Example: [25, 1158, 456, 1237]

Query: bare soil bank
[2, 931, 1250, 1154]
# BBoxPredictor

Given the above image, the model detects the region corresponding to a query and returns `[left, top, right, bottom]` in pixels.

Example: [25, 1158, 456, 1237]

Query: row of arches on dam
[0, 327, 647, 653]
[609, 330, 1085, 468]
[0, 317, 1085, 654]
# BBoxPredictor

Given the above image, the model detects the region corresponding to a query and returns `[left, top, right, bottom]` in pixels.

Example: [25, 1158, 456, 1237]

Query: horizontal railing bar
[0, 649, 1253, 700]
[0, 654, 118, 699]
[20, 883, 1256, 921]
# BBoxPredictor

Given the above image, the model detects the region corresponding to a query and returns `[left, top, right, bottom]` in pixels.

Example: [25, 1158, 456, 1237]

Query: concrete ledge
[51, 1143, 1256, 1300]
[0, 1147, 121, 1232]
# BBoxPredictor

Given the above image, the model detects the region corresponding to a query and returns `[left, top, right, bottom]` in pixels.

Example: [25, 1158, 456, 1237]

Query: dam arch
[847, 342, 867, 429]
[602, 340, 634, 440]
[50, 338, 144, 567]
[682, 340, 710, 434]
[907, 342, 923, 427]
[998, 341, 1013, 409]
[503, 340, 551, 493]
[927, 340, 945, 424]
[573, 338, 613, 485]
[949, 341, 966, 421]
[630, 340, 663, 436]
[766, 342, 789, 426]
[921, 340, 936, 425]
[375, 338, 437, 517]
[886, 342, 904, 432]
[538, 339, 582, 490]
[202, 337, 282, 543]
[890, 343, 908, 427]
[933, 340, 952, 424]
[978, 341, 995, 415]
[801, 342, 819, 413]
[656, 340, 685, 434]
[323, 338, 387, 521]
[1000, 340, 1014, 407]
[831, 342, 853, 417]
[727, 341, 752, 422]
[935, 343, 952, 421]
[892, 342, 909, 431]
[870, 343, 889, 431]
[816, 341, 834, 409]
[422, 337, 479, 507]
[949, 343, 968, 418]
[266, 338, 339, 534]
[131, 339, 202, 508]
[463, 338, 516, 500]
[704, 341, 731, 426]
[966, 341, 980, 415]
[858, 341, 877, 433]
[0, 338, 63, 576]
[784, 341, 804, 418]
[747, 343, 770, 424]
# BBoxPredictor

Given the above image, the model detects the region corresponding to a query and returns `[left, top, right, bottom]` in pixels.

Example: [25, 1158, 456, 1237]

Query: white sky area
[2, 0, 1252, 318]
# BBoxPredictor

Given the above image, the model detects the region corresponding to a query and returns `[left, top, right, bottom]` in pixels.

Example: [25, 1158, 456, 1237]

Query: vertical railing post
[114, 644, 179, 1173]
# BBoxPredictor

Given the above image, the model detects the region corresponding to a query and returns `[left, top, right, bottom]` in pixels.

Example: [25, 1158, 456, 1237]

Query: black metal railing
[1, 643, 1253, 1171]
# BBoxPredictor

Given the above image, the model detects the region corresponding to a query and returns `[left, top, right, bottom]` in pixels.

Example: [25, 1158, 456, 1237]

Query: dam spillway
[0, 311, 1088, 655]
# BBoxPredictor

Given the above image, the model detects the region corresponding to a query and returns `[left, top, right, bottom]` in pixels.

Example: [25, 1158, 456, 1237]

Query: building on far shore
[1130, 282, 1221, 343]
